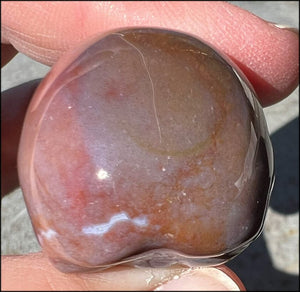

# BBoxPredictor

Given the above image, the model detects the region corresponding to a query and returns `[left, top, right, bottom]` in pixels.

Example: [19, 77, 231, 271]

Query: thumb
[1, 252, 244, 291]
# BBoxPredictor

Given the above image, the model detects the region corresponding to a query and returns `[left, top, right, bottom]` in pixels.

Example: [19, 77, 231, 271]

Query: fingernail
[269, 22, 299, 35]
[154, 267, 243, 291]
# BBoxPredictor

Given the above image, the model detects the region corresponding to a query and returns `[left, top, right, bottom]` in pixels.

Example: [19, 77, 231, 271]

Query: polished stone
[18, 28, 274, 272]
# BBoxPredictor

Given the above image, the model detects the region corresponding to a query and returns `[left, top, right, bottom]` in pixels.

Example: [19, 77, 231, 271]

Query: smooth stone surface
[18, 28, 274, 272]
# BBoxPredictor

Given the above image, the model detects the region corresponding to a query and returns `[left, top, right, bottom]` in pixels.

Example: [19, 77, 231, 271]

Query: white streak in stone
[132, 216, 148, 227]
[40, 229, 57, 239]
[234, 123, 257, 197]
[96, 168, 110, 180]
[82, 212, 148, 235]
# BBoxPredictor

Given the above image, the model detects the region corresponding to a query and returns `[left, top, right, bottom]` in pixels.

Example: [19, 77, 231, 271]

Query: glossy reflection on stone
[18, 28, 274, 272]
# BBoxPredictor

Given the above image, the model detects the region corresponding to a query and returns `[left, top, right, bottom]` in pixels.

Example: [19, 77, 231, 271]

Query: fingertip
[153, 265, 245, 291]
[194, 2, 299, 106]
[227, 25, 299, 107]
[216, 265, 246, 291]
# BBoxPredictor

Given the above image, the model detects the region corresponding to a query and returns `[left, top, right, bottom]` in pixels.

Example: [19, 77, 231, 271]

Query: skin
[1, 1, 298, 290]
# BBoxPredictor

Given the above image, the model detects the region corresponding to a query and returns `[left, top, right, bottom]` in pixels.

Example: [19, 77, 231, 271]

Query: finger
[1, 1, 298, 106]
[1, 44, 18, 67]
[1, 79, 41, 197]
[1, 252, 244, 291]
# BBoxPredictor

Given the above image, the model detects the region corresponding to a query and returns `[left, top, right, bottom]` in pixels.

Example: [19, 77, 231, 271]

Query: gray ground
[1, 1, 299, 291]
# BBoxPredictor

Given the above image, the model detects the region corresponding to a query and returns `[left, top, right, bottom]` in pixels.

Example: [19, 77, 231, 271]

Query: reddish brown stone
[18, 28, 274, 272]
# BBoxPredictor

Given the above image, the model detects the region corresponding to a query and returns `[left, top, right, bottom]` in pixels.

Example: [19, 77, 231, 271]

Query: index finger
[1, 1, 299, 106]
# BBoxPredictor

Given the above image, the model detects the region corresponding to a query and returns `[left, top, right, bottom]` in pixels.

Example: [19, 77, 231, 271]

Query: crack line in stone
[117, 35, 162, 144]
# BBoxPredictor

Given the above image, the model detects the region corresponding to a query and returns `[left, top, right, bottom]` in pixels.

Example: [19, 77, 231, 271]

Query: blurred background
[1, 1, 299, 290]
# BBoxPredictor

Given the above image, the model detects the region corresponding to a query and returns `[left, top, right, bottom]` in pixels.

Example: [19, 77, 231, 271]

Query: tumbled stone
[18, 28, 274, 272]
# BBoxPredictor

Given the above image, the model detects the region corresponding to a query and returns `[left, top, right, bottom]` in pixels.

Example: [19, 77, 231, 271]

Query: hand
[1, 2, 298, 290]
